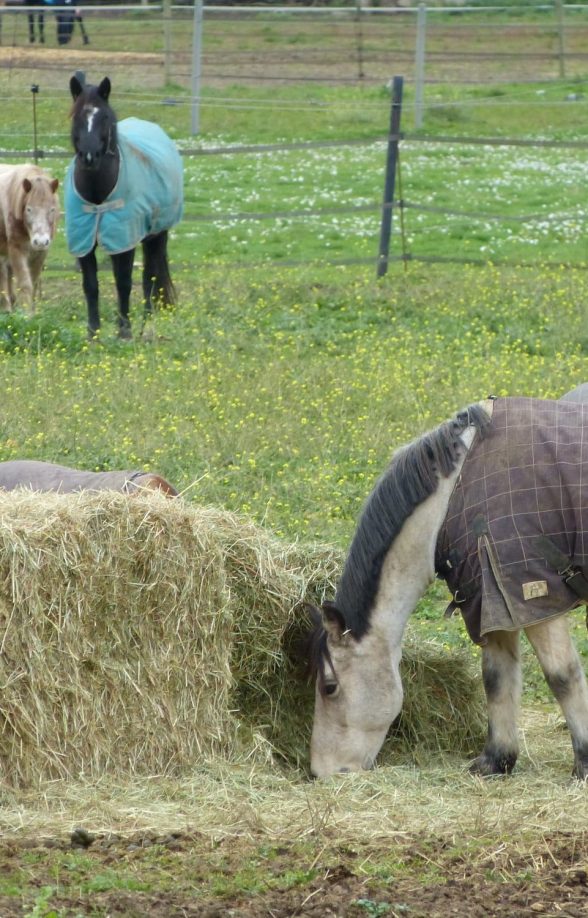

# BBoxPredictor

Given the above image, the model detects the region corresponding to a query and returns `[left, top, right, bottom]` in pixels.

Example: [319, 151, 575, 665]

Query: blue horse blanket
[65, 117, 183, 257]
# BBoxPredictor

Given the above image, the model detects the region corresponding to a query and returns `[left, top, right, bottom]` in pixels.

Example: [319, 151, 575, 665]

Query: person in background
[43, 0, 90, 46]
[25, 0, 45, 43]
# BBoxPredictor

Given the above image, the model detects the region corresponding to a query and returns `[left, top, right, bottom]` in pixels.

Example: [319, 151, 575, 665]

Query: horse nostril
[338, 767, 350, 773]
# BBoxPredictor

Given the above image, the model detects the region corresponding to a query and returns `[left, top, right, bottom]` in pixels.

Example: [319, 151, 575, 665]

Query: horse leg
[7, 245, 34, 313]
[142, 231, 176, 312]
[471, 629, 521, 776]
[110, 248, 135, 339]
[79, 249, 100, 338]
[525, 615, 588, 780]
[0, 257, 11, 312]
[29, 251, 47, 308]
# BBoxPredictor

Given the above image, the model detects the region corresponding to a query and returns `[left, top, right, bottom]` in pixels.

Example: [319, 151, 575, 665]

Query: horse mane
[331, 402, 491, 641]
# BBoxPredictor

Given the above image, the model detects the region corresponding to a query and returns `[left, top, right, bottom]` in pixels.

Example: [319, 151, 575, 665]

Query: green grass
[1, 19, 588, 913]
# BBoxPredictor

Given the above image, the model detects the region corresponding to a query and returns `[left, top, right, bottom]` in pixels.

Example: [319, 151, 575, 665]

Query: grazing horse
[0, 164, 59, 312]
[0, 460, 178, 497]
[307, 396, 588, 780]
[65, 73, 183, 339]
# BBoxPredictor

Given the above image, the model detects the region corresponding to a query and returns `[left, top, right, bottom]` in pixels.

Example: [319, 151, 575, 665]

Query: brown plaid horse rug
[436, 396, 588, 645]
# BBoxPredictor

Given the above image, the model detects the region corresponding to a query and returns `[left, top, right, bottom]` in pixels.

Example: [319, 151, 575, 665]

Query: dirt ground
[2, 828, 588, 917]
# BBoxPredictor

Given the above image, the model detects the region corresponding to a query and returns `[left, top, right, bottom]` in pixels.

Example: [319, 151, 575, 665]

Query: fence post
[355, 0, 365, 83]
[555, 0, 565, 79]
[191, 0, 204, 135]
[377, 75, 403, 278]
[163, 0, 172, 86]
[414, 2, 426, 129]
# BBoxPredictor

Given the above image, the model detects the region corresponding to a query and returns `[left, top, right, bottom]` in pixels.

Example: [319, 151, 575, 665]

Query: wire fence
[1, 3, 588, 101]
[9, 125, 588, 277]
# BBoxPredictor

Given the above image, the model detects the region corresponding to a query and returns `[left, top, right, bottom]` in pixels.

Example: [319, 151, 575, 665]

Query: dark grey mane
[334, 402, 491, 638]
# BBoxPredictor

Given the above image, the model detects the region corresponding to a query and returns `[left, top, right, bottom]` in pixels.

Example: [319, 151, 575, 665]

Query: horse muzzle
[30, 234, 50, 250]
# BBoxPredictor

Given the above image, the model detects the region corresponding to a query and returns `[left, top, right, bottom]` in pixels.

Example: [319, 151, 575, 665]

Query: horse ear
[321, 601, 349, 643]
[98, 77, 111, 102]
[50, 179, 59, 193]
[70, 74, 84, 100]
[22, 178, 32, 194]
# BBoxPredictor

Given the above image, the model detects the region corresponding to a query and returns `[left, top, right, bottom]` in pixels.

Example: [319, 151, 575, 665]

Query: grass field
[2, 10, 588, 915]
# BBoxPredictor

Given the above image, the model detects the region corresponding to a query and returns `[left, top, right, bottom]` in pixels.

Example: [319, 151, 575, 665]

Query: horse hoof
[469, 752, 516, 777]
[118, 324, 132, 341]
[572, 758, 588, 781]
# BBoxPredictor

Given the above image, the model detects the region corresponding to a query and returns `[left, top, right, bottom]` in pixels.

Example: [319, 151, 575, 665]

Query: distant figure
[25, 0, 45, 44]
[42, 0, 90, 46]
[56, 0, 90, 46]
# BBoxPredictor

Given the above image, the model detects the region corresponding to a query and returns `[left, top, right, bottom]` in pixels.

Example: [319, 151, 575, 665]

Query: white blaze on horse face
[85, 105, 99, 134]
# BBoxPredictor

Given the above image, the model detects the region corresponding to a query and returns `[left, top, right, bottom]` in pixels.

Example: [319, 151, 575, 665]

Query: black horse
[65, 74, 183, 338]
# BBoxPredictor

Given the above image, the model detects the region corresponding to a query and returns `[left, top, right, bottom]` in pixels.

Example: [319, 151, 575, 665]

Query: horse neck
[74, 151, 120, 205]
[370, 425, 477, 651]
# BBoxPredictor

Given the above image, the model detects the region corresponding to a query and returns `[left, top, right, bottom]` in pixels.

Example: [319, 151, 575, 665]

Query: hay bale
[0, 491, 485, 786]
[0, 491, 234, 785]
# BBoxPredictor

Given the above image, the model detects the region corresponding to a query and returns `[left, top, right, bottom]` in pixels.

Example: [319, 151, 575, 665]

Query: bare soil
[2, 829, 588, 916]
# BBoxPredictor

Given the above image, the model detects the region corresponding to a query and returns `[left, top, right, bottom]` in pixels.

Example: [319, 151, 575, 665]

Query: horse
[0, 164, 59, 312]
[306, 394, 588, 781]
[65, 73, 183, 339]
[0, 460, 178, 497]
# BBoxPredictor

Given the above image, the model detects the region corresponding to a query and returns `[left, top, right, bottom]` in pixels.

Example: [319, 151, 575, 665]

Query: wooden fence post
[377, 75, 403, 278]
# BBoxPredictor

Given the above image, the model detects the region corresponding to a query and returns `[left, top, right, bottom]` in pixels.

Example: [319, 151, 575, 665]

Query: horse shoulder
[0, 166, 30, 243]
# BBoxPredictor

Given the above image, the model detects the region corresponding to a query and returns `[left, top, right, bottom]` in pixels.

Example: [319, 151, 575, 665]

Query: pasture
[2, 10, 588, 915]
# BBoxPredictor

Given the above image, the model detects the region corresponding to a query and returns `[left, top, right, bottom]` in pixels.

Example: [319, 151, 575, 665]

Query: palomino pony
[307, 395, 588, 780]
[65, 73, 183, 339]
[0, 460, 178, 496]
[0, 164, 59, 312]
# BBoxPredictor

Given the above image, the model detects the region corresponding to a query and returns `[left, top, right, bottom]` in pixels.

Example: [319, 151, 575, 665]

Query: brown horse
[0, 460, 178, 497]
[0, 164, 59, 312]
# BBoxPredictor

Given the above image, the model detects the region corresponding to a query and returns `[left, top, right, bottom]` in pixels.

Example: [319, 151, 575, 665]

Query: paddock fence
[3, 98, 588, 278]
[2, 3, 588, 126]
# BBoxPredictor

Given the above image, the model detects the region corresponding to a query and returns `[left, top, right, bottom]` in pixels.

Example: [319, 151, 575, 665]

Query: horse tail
[143, 230, 176, 309]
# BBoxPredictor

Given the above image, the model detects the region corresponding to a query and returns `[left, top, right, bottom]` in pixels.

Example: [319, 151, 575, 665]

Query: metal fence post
[377, 75, 403, 278]
[191, 0, 204, 135]
[555, 0, 565, 79]
[414, 2, 426, 129]
[163, 0, 172, 87]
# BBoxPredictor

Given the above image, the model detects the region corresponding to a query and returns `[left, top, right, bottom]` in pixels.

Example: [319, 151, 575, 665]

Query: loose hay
[0, 491, 485, 786]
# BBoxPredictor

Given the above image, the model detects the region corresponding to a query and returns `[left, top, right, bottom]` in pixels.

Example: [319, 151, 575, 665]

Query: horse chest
[65, 118, 183, 258]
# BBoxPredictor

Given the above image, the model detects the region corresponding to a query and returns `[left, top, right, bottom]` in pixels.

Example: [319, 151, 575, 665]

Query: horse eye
[324, 682, 339, 698]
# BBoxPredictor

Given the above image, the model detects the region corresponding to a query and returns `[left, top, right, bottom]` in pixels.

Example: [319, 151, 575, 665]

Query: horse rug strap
[65, 117, 184, 257]
[0, 460, 148, 494]
[436, 396, 588, 645]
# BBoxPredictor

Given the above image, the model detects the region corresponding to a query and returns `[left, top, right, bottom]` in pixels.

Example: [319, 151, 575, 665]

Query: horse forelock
[305, 622, 335, 695]
[334, 402, 492, 637]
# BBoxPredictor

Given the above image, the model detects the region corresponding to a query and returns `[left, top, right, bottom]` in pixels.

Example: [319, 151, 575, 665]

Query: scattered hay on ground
[0, 491, 485, 786]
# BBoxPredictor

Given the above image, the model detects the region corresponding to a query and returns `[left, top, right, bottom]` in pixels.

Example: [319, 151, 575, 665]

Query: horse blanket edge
[437, 396, 588, 645]
[0, 459, 150, 494]
[65, 117, 183, 257]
